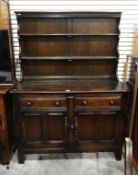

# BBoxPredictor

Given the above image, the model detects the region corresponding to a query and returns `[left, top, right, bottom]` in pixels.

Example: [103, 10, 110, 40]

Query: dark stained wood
[16, 11, 121, 19]
[75, 110, 117, 142]
[67, 96, 75, 150]
[11, 79, 129, 94]
[19, 34, 119, 36]
[21, 56, 118, 60]
[19, 18, 67, 34]
[72, 18, 119, 34]
[13, 11, 129, 163]
[20, 96, 67, 108]
[21, 60, 117, 77]
[20, 35, 118, 57]
[133, 96, 138, 163]
[75, 95, 122, 107]
[0, 89, 15, 164]
[70, 36, 118, 56]
[20, 36, 68, 57]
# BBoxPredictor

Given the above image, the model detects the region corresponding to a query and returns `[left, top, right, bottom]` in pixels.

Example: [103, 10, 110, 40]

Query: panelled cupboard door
[74, 110, 121, 150]
[21, 111, 67, 149]
[21, 113, 44, 141]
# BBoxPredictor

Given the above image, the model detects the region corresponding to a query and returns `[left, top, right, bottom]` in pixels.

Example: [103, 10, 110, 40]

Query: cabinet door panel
[96, 112, 117, 140]
[22, 113, 43, 141]
[46, 112, 67, 142]
[75, 111, 118, 143]
[76, 112, 96, 141]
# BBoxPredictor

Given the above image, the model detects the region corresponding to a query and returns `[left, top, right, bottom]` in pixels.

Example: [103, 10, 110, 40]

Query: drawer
[19, 97, 67, 108]
[75, 96, 121, 107]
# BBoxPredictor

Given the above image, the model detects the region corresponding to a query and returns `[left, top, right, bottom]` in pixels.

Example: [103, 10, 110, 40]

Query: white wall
[9, 0, 138, 81]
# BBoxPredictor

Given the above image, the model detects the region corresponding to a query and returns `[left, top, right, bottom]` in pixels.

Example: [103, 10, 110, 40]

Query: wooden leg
[114, 148, 122, 161]
[18, 145, 24, 164]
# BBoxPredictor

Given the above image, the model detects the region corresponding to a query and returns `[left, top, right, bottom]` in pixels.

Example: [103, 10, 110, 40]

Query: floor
[0, 152, 124, 175]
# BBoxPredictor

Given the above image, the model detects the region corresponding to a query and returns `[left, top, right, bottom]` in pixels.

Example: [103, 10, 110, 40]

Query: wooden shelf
[19, 33, 119, 37]
[21, 56, 118, 60]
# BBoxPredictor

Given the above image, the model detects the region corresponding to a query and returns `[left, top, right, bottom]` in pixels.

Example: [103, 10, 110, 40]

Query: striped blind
[9, 0, 138, 81]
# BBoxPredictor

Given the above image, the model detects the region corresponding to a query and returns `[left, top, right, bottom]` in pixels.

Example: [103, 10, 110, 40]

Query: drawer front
[19, 96, 67, 108]
[75, 96, 122, 107]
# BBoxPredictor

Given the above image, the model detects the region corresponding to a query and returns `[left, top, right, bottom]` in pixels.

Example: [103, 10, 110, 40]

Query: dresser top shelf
[14, 11, 127, 94]
[16, 11, 121, 18]
[12, 79, 128, 94]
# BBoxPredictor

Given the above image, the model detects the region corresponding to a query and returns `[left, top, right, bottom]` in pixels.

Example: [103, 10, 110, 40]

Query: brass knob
[83, 100, 87, 105]
[55, 101, 60, 106]
[27, 101, 32, 106]
[110, 100, 115, 105]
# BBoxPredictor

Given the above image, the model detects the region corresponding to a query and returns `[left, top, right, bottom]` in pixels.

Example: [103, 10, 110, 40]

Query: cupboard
[12, 12, 129, 163]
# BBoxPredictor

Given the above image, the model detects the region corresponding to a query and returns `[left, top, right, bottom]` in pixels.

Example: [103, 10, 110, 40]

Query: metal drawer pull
[110, 100, 115, 105]
[55, 101, 60, 106]
[83, 100, 87, 105]
[26, 101, 32, 106]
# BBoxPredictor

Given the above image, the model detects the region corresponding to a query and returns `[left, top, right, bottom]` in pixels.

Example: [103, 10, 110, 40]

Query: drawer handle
[110, 100, 115, 105]
[55, 101, 60, 106]
[26, 101, 32, 106]
[83, 100, 87, 105]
